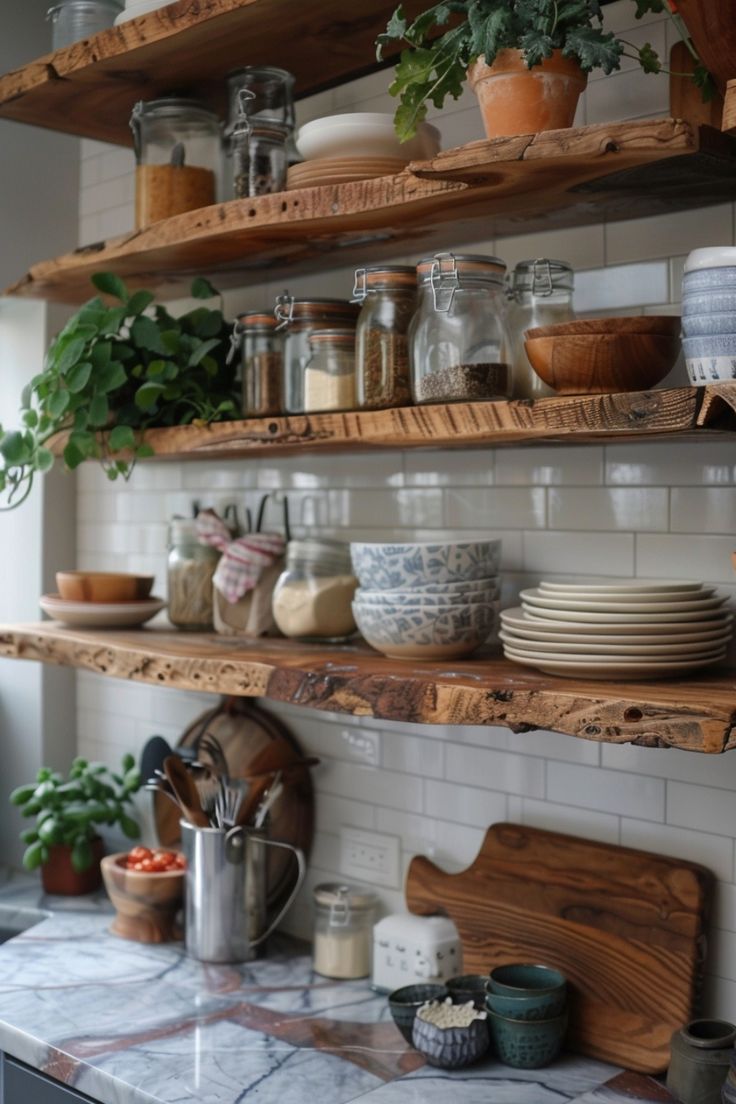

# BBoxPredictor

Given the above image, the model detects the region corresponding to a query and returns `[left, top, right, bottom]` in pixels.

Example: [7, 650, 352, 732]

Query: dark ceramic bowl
[412, 1011, 490, 1069]
[486, 988, 567, 1022]
[388, 984, 448, 1044]
[488, 1008, 567, 1069]
[446, 974, 488, 1010]
[488, 963, 567, 999]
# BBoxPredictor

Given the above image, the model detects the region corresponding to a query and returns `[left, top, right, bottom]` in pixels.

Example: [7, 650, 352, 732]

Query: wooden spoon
[163, 755, 209, 828]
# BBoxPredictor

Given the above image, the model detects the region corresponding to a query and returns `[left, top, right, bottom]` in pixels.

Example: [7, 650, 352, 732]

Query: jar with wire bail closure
[354, 265, 416, 409]
[271, 538, 358, 642]
[274, 296, 359, 414]
[409, 253, 511, 404]
[304, 329, 356, 413]
[313, 883, 377, 979]
[508, 259, 574, 399]
[232, 311, 284, 418]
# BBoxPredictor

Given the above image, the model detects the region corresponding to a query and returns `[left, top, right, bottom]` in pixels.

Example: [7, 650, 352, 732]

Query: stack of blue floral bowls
[682, 247, 736, 384]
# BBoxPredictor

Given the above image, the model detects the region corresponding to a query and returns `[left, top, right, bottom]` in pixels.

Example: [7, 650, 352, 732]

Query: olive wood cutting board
[405, 822, 713, 1074]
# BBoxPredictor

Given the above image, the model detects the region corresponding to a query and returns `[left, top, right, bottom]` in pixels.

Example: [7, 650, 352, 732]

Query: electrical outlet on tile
[339, 827, 401, 889]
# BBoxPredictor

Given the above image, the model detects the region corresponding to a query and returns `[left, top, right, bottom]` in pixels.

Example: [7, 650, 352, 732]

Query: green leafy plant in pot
[0, 273, 238, 511]
[10, 755, 142, 895]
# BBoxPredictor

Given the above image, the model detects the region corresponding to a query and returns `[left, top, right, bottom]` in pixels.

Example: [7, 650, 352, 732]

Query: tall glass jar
[274, 297, 359, 414]
[226, 66, 296, 130]
[167, 518, 221, 631]
[47, 0, 122, 48]
[304, 329, 356, 413]
[130, 98, 222, 229]
[313, 883, 377, 979]
[271, 539, 357, 641]
[508, 259, 574, 399]
[409, 253, 511, 404]
[354, 265, 416, 409]
[233, 311, 284, 418]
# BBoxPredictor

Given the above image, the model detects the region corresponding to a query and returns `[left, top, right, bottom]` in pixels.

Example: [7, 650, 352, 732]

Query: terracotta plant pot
[41, 837, 104, 896]
[467, 49, 587, 138]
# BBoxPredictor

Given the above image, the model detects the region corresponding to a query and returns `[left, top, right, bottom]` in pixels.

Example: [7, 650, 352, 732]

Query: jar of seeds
[234, 311, 284, 417]
[354, 265, 416, 409]
[167, 518, 221, 630]
[409, 253, 511, 404]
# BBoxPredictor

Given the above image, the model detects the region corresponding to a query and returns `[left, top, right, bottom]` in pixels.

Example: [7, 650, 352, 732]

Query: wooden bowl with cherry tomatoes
[101, 847, 186, 944]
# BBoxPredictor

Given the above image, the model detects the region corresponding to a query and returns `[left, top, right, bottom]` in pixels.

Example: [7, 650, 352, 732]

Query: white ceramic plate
[539, 579, 704, 594]
[499, 630, 733, 656]
[521, 603, 730, 625]
[504, 642, 726, 662]
[501, 607, 734, 638]
[521, 588, 726, 615]
[40, 594, 166, 628]
[538, 585, 715, 604]
[503, 649, 727, 680]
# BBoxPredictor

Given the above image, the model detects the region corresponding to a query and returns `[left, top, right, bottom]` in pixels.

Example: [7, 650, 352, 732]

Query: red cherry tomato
[123, 846, 185, 872]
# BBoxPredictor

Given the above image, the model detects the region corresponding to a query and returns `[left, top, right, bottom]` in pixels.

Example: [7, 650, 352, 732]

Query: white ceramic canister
[681, 247, 736, 385]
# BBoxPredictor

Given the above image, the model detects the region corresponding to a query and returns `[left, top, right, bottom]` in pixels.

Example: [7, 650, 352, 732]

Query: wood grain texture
[0, 0, 402, 146]
[1, 625, 735, 753]
[523, 334, 680, 395]
[45, 389, 736, 463]
[8, 121, 736, 304]
[405, 823, 713, 1073]
[725, 81, 736, 134]
[696, 381, 736, 427]
[676, 0, 736, 96]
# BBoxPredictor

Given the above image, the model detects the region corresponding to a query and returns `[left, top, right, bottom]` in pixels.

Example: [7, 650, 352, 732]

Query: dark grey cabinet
[1, 1053, 100, 1104]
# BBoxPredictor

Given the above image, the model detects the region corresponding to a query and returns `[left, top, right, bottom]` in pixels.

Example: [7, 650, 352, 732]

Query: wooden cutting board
[405, 822, 712, 1074]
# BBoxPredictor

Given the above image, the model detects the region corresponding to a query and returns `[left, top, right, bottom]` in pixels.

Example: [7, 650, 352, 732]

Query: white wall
[24, 0, 736, 1016]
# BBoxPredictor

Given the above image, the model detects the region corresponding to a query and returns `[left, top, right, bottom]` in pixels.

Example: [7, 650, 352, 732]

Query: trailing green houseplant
[0, 273, 238, 511]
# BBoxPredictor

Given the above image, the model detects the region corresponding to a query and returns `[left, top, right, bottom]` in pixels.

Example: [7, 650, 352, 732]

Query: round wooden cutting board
[153, 697, 314, 909]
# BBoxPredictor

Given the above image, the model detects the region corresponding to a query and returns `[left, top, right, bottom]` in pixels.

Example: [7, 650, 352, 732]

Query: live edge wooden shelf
[1, 624, 734, 754]
[7, 119, 736, 304]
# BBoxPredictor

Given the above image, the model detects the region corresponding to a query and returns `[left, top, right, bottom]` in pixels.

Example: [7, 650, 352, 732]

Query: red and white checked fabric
[195, 509, 284, 604]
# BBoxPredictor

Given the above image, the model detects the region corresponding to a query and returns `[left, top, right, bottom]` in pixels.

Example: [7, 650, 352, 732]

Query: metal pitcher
[181, 820, 306, 963]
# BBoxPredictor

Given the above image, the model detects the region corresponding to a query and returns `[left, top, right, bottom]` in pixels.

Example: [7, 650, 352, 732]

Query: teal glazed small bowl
[388, 984, 448, 1044]
[486, 988, 567, 1022]
[488, 963, 567, 999]
[446, 974, 489, 1011]
[488, 1008, 568, 1069]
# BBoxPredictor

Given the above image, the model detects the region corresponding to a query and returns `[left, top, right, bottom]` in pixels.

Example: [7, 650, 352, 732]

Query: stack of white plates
[500, 580, 733, 679]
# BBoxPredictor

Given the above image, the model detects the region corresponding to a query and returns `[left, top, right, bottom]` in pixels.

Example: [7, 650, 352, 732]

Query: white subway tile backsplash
[668, 781, 736, 840]
[547, 763, 665, 821]
[495, 447, 604, 487]
[424, 779, 507, 828]
[605, 442, 736, 486]
[603, 743, 736, 791]
[445, 744, 545, 798]
[636, 534, 735, 583]
[605, 205, 733, 266]
[383, 733, 443, 778]
[670, 488, 736, 535]
[548, 487, 668, 532]
[519, 798, 619, 845]
[403, 450, 494, 487]
[446, 487, 546, 530]
[522, 530, 634, 576]
[319, 760, 423, 812]
[574, 262, 669, 314]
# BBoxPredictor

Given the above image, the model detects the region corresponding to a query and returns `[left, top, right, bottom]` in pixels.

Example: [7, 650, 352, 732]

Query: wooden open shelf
[1, 624, 734, 753]
[0, 0, 400, 147]
[49, 386, 736, 461]
[8, 120, 736, 304]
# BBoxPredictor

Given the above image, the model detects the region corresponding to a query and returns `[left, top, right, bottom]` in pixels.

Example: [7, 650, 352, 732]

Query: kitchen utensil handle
[249, 839, 306, 948]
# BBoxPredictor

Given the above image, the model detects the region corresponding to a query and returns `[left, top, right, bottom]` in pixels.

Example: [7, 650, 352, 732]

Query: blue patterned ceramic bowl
[351, 541, 501, 590]
[355, 586, 499, 607]
[681, 312, 736, 337]
[407, 576, 499, 594]
[683, 266, 736, 294]
[353, 599, 498, 660]
[412, 1012, 490, 1068]
[682, 292, 736, 316]
[682, 335, 736, 358]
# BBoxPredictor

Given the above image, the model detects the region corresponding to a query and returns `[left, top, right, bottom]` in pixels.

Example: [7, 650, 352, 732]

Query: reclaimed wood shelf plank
[8, 120, 736, 304]
[0, 624, 734, 754]
[0, 0, 400, 146]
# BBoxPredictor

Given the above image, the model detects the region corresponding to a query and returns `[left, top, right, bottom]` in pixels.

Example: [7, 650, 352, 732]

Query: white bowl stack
[500, 580, 733, 680]
[350, 540, 501, 660]
[682, 247, 736, 384]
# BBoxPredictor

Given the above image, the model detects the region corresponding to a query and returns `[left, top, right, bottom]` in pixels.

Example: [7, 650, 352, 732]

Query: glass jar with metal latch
[409, 252, 511, 404]
[508, 259, 575, 399]
[229, 90, 288, 199]
[313, 883, 377, 979]
[231, 311, 284, 418]
[274, 296, 359, 414]
[354, 265, 416, 409]
[304, 330, 356, 413]
[271, 539, 358, 642]
[167, 517, 222, 631]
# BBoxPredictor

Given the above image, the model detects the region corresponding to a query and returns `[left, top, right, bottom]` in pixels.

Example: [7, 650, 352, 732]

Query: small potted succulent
[9, 755, 142, 895]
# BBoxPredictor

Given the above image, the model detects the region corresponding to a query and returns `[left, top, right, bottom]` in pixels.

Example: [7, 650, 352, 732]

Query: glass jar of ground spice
[131, 98, 222, 230]
[234, 311, 284, 417]
[409, 253, 511, 404]
[274, 297, 359, 414]
[354, 265, 416, 409]
[304, 330, 356, 413]
[272, 539, 358, 642]
[167, 518, 222, 631]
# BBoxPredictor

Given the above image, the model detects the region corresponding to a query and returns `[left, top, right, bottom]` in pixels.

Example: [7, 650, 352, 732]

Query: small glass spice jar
[354, 265, 416, 409]
[313, 883, 377, 979]
[231, 118, 289, 198]
[271, 539, 357, 642]
[409, 252, 511, 404]
[130, 97, 222, 229]
[167, 518, 222, 631]
[274, 296, 359, 414]
[232, 311, 284, 417]
[47, 0, 122, 49]
[508, 259, 574, 399]
[304, 329, 356, 413]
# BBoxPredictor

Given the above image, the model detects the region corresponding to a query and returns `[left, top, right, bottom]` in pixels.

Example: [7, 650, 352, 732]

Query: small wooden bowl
[56, 572, 154, 603]
[526, 316, 681, 339]
[524, 333, 681, 394]
[101, 853, 184, 943]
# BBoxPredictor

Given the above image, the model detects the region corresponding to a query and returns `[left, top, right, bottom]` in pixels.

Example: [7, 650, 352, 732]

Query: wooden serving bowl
[524, 333, 681, 395]
[56, 571, 154, 603]
[101, 853, 184, 943]
[525, 316, 681, 339]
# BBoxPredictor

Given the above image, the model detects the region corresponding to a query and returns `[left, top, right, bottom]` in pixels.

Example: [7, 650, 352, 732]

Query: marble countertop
[0, 872, 672, 1104]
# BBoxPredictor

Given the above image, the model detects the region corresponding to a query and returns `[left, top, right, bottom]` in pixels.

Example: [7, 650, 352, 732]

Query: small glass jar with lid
[231, 117, 289, 198]
[274, 297, 359, 414]
[232, 311, 284, 417]
[313, 883, 377, 979]
[271, 539, 357, 642]
[354, 265, 416, 409]
[167, 518, 222, 631]
[47, 0, 122, 49]
[130, 97, 222, 229]
[508, 259, 575, 399]
[409, 252, 511, 404]
[304, 329, 356, 413]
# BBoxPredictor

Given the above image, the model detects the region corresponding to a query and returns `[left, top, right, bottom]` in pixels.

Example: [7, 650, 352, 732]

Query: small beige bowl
[56, 572, 154, 603]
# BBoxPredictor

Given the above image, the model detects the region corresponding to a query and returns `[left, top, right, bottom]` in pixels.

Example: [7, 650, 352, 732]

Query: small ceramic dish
[488, 1008, 567, 1069]
[351, 540, 502, 590]
[40, 594, 166, 628]
[486, 988, 567, 1021]
[388, 984, 448, 1043]
[101, 853, 184, 943]
[412, 1009, 490, 1068]
[56, 571, 154, 603]
[297, 113, 440, 162]
[488, 963, 567, 998]
[353, 599, 498, 661]
[446, 974, 489, 1010]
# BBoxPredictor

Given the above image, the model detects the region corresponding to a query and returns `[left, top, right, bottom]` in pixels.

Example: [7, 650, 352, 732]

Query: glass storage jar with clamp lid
[508, 259, 574, 399]
[313, 883, 377, 979]
[274, 296, 359, 414]
[354, 264, 416, 409]
[409, 252, 511, 404]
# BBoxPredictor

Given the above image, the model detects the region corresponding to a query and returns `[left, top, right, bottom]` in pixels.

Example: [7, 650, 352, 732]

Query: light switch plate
[340, 826, 401, 889]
